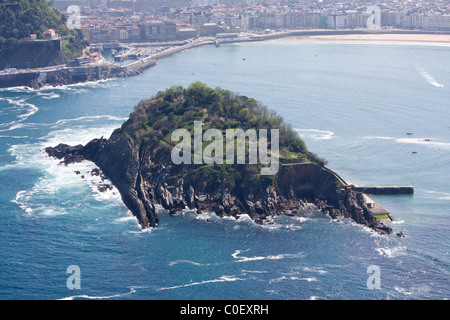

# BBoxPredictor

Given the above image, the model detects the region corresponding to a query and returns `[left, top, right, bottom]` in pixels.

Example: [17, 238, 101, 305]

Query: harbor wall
[0, 71, 38, 88]
[351, 185, 414, 194]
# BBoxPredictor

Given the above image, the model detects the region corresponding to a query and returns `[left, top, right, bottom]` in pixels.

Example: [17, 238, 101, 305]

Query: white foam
[394, 286, 412, 295]
[294, 128, 334, 140]
[395, 137, 450, 150]
[157, 275, 243, 291]
[168, 260, 209, 266]
[52, 115, 128, 128]
[415, 64, 444, 88]
[38, 77, 118, 93]
[59, 286, 138, 300]
[0, 97, 39, 131]
[6, 120, 125, 217]
[36, 91, 60, 99]
[269, 276, 317, 283]
[424, 190, 450, 200]
[115, 215, 136, 223]
[231, 249, 304, 262]
[241, 269, 268, 274]
[302, 266, 328, 275]
[375, 245, 406, 258]
[0, 135, 29, 139]
[363, 136, 394, 140]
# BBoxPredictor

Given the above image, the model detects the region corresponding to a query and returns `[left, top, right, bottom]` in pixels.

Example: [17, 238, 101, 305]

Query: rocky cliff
[45, 83, 392, 234]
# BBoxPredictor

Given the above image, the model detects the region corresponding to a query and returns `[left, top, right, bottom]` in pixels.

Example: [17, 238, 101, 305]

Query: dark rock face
[43, 84, 393, 235]
[44, 143, 84, 165]
[44, 140, 393, 235]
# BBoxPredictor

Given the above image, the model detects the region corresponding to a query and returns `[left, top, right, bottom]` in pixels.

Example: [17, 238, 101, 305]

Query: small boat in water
[405, 132, 413, 135]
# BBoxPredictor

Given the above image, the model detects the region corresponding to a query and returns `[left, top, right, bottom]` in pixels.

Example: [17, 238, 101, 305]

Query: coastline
[1, 30, 450, 90]
[277, 33, 450, 43]
[243, 29, 450, 44]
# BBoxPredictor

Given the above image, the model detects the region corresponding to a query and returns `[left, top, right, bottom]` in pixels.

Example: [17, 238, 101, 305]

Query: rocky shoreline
[27, 67, 145, 90]
[43, 84, 393, 235]
[44, 141, 392, 235]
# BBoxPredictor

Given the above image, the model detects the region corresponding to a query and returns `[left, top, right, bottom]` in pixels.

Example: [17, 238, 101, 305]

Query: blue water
[0, 38, 449, 300]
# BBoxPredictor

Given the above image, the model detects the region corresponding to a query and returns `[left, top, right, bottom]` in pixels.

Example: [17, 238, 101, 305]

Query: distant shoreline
[242, 29, 450, 44]
[280, 33, 450, 44]
[2, 30, 450, 89]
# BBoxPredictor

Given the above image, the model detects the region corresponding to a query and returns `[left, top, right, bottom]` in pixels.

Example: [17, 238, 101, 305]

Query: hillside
[45, 83, 392, 234]
[0, 0, 88, 68]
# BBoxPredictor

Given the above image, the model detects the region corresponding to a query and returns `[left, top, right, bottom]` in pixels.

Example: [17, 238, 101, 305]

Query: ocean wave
[37, 78, 118, 93]
[157, 275, 243, 291]
[0, 86, 32, 93]
[59, 286, 139, 300]
[394, 286, 413, 296]
[168, 260, 210, 266]
[231, 249, 304, 262]
[0, 97, 39, 131]
[51, 115, 127, 128]
[301, 266, 328, 275]
[294, 128, 334, 140]
[36, 91, 60, 100]
[241, 269, 268, 274]
[269, 275, 318, 283]
[6, 124, 126, 217]
[44, 123, 120, 147]
[375, 245, 406, 258]
[115, 215, 136, 223]
[0, 135, 29, 139]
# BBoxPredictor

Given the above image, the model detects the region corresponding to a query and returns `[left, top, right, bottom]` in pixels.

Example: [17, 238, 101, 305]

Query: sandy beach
[289, 33, 450, 43]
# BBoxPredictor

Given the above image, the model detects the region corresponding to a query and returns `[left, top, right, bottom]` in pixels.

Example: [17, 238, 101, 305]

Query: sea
[0, 38, 449, 300]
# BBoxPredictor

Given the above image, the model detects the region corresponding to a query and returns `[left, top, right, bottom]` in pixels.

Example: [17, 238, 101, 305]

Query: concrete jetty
[351, 185, 414, 195]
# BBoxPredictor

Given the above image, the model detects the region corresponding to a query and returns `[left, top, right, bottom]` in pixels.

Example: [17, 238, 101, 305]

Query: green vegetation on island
[45, 82, 392, 234]
[123, 82, 327, 195]
[0, 0, 88, 69]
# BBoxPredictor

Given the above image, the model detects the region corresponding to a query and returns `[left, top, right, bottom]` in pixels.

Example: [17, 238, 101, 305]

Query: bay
[0, 38, 448, 300]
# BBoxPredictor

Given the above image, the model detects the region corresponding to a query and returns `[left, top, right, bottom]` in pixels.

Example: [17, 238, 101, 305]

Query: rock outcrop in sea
[45, 83, 392, 235]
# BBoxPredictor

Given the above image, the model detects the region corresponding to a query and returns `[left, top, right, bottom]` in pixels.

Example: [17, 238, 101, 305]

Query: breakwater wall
[151, 40, 214, 60]
[0, 57, 156, 89]
[113, 58, 155, 72]
[0, 71, 38, 88]
[351, 185, 414, 195]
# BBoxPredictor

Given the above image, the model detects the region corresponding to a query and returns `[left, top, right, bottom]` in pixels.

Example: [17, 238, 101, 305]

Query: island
[45, 82, 392, 235]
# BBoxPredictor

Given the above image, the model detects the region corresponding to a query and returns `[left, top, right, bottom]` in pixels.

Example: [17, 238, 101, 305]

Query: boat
[405, 132, 413, 135]
[242, 57, 247, 61]
[424, 139, 430, 141]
